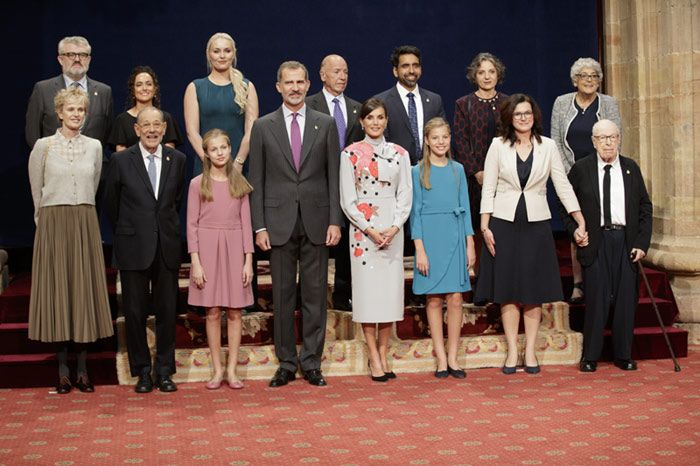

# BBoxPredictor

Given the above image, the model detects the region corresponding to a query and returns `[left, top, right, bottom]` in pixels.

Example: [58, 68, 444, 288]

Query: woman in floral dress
[339, 98, 412, 382]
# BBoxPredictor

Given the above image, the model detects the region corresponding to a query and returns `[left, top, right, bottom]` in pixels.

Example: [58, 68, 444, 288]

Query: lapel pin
[93, 91, 98, 96]
[314, 125, 318, 130]
[626, 169, 630, 174]
[166, 156, 171, 161]
[353, 109, 357, 114]
[426, 98, 430, 102]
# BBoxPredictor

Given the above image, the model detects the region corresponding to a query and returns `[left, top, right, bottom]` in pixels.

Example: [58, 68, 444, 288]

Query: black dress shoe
[303, 369, 327, 386]
[501, 366, 517, 375]
[524, 365, 541, 374]
[614, 359, 637, 371]
[434, 369, 449, 378]
[269, 367, 296, 387]
[155, 375, 178, 392]
[134, 374, 153, 393]
[448, 366, 467, 379]
[580, 360, 597, 372]
[371, 373, 389, 382]
[75, 375, 95, 393]
[56, 376, 72, 394]
[384, 371, 397, 379]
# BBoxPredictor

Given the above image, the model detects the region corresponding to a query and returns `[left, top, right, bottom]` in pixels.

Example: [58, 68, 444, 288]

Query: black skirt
[474, 196, 563, 305]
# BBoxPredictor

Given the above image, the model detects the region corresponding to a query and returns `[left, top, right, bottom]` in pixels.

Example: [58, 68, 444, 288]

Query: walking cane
[637, 261, 681, 372]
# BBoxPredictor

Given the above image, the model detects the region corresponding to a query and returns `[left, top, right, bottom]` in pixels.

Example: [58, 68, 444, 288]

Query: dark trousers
[331, 225, 352, 303]
[269, 215, 329, 373]
[582, 229, 639, 361]
[120, 244, 179, 377]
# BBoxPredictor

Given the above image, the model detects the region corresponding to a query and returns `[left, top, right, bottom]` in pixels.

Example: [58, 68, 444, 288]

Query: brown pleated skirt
[28, 205, 114, 343]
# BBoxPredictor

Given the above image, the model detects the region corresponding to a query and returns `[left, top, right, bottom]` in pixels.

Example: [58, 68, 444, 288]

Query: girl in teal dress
[411, 118, 476, 379]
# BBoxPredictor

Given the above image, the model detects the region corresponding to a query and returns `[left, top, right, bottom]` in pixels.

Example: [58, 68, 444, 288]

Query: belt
[602, 224, 625, 231]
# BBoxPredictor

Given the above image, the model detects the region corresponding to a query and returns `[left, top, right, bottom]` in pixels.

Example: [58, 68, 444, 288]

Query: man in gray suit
[249, 61, 342, 388]
[25, 36, 113, 149]
[374, 45, 446, 165]
[306, 54, 364, 312]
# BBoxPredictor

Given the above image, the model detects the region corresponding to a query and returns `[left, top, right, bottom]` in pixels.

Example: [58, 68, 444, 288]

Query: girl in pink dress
[187, 129, 254, 389]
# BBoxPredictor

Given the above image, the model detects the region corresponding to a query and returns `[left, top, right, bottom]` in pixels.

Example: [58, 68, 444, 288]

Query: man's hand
[630, 248, 646, 263]
[256, 231, 271, 251]
[326, 225, 341, 246]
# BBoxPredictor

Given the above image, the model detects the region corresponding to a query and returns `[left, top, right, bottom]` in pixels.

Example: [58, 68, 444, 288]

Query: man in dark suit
[25, 36, 113, 149]
[104, 107, 187, 393]
[373, 45, 446, 165]
[306, 54, 364, 312]
[562, 119, 652, 373]
[249, 61, 342, 388]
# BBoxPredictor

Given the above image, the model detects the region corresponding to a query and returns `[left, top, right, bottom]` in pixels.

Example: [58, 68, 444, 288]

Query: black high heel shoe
[368, 360, 389, 382]
[524, 356, 540, 374]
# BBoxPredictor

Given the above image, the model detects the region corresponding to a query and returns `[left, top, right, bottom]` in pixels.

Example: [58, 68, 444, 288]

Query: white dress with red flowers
[339, 136, 413, 323]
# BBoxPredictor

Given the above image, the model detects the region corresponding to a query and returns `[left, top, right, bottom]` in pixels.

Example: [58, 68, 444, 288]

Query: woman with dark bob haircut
[474, 94, 586, 375]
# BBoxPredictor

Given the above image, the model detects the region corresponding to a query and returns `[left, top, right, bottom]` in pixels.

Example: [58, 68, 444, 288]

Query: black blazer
[25, 74, 113, 148]
[373, 85, 446, 164]
[561, 154, 652, 267]
[103, 144, 186, 271]
[306, 91, 364, 148]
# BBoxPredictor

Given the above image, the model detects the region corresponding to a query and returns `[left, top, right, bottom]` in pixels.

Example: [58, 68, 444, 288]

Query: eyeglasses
[138, 122, 164, 130]
[593, 134, 619, 143]
[576, 73, 600, 81]
[60, 52, 90, 60]
[513, 111, 533, 120]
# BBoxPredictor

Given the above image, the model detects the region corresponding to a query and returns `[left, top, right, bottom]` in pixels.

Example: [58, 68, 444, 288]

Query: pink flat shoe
[227, 380, 244, 390]
[205, 376, 223, 390]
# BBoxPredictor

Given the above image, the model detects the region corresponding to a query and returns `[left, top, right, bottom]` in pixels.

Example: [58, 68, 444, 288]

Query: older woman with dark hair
[108, 65, 182, 152]
[475, 94, 586, 375]
[453, 52, 508, 273]
[28, 88, 114, 394]
[551, 57, 621, 303]
[339, 98, 413, 382]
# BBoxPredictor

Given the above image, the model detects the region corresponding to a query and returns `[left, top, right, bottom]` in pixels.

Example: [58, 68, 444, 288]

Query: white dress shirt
[395, 82, 424, 146]
[139, 142, 163, 199]
[597, 153, 626, 226]
[322, 88, 347, 124]
[282, 104, 306, 145]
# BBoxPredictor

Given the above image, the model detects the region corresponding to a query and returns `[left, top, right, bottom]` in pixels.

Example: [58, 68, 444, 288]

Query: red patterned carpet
[1, 348, 698, 466]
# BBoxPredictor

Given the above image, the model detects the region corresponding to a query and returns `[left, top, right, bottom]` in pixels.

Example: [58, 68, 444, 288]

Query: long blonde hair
[206, 32, 248, 113]
[418, 117, 455, 190]
[200, 129, 253, 201]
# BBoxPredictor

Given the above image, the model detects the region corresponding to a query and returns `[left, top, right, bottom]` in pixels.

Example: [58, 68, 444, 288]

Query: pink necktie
[291, 113, 301, 172]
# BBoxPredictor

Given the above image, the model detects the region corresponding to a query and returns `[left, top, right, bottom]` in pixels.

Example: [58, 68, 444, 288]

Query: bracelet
[234, 157, 245, 165]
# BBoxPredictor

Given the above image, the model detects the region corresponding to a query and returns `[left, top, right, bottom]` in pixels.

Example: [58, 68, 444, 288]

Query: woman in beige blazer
[474, 94, 587, 375]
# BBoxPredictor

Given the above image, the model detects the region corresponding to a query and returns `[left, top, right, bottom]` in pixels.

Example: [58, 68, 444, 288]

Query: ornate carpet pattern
[1, 348, 698, 465]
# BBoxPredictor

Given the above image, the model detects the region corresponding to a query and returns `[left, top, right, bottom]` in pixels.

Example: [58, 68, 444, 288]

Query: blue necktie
[332, 97, 346, 151]
[147, 155, 157, 194]
[407, 92, 420, 160]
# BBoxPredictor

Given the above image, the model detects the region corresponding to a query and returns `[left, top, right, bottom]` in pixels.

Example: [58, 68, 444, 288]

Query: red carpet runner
[1, 348, 698, 465]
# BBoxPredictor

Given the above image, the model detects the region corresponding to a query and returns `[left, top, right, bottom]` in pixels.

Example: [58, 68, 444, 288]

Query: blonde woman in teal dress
[411, 117, 475, 379]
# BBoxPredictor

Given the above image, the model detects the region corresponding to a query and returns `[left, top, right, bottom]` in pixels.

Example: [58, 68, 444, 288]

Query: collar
[54, 128, 81, 143]
[139, 142, 163, 159]
[282, 103, 306, 119]
[63, 74, 88, 91]
[396, 82, 421, 99]
[322, 87, 344, 103]
[597, 152, 620, 170]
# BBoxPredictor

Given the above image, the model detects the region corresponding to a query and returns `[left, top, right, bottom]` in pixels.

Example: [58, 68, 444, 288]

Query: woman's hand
[191, 263, 207, 289]
[482, 228, 496, 257]
[242, 261, 253, 287]
[379, 226, 399, 247]
[415, 249, 429, 276]
[574, 225, 589, 247]
[475, 171, 484, 186]
[366, 227, 388, 248]
[467, 236, 476, 269]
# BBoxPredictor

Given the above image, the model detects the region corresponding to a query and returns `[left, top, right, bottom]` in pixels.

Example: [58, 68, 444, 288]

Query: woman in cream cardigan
[474, 94, 587, 375]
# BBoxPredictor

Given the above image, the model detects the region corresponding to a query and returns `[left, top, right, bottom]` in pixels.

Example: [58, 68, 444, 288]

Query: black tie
[603, 164, 612, 227]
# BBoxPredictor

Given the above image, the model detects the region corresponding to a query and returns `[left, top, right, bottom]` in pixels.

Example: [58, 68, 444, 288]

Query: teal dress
[410, 160, 474, 295]
[193, 77, 247, 175]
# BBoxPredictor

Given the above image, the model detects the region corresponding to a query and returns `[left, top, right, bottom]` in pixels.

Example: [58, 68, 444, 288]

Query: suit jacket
[248, 106, 342, 246]
[25, 74, 113, 149]
[373, 85, 446, 164]
[561, 154, 652, 267]
[103, 144, 186, 271]
[481, 136, 580, 222]
[306, 91, 364, 148]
